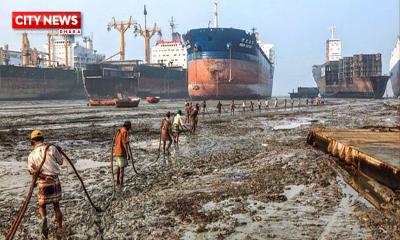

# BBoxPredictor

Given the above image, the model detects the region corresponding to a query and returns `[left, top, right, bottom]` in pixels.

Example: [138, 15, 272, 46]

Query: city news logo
[12, 12, 81, 35]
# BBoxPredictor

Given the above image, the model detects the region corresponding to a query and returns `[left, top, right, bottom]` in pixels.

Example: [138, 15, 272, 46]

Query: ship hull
[390, 60, 400, 98]
[0, 65, 84, 100]
[187, 58, 272, 100]
[83, 62, 188, 99]
[136, 65, 187, 98]
[184, 28, 274, 100]
[312, 64, 389, 99]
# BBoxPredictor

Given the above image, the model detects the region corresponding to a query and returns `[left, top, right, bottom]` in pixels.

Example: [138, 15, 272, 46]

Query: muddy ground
[0, 99, 399, 239]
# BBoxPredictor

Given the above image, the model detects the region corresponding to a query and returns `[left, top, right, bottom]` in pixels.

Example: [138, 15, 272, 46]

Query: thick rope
[6, 144, 108, 240]
[6, 145, 51, 240]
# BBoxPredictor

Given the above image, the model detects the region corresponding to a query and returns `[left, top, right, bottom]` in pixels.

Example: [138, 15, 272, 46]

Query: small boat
[88, 98, 117, 106]
[146, 96, 161, 104]
[116, 98, 140, 108]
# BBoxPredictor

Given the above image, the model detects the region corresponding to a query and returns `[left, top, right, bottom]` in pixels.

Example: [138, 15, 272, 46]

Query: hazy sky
[0, 0, 398, 96]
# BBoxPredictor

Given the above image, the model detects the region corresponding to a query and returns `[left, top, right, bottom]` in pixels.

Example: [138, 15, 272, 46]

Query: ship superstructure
[151, 17, 187, 68]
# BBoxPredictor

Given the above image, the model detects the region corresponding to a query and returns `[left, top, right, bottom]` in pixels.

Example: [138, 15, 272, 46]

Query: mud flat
[0, 99, 399, 239]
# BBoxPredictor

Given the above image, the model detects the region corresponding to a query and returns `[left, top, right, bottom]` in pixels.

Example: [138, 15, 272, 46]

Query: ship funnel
[214, 2, 218, 28]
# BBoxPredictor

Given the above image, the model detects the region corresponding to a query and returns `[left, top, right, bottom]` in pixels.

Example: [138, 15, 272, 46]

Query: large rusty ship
[390, 37, 400, 98]
[183, 3, 274, 100]
[0, 33, 84, 100]
[312, 29, 389, 98]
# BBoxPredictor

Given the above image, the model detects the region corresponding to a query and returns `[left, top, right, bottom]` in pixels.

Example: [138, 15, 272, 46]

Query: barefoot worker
[217, 101, 224, 116]
[160, 112, 173, 155]
[230, 100, 236, 116]
[191, 104, 200, 134]
[27, 129, 64, 238]
[172, 110, 185, 145]
[114, 121, 131, 189]
[202, 100, 207, 117]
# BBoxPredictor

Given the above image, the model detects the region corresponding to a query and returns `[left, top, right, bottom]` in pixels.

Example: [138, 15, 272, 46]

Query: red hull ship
[88, 98, 117, 106]
[146, 96, 160, 104]
[116, 98, 140, 108]
[183, 28, 274, 100]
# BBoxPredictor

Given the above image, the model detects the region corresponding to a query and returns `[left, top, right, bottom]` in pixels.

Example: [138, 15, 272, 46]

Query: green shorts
[115, 156, 128, 168]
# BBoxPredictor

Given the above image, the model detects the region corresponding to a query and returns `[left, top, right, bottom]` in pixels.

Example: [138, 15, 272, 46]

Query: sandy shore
[0, 99, 399, 239]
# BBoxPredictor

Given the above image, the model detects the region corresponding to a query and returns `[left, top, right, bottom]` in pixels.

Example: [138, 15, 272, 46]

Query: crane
[107, 17, 136, 61]
[134, 5, 160, 64]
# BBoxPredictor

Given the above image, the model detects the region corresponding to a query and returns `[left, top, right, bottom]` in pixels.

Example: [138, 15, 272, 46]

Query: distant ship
[83, 11, 188, 99]
[289, 87, 319, 99]
[183, 3, 274, 100]
[0, 33, 86, 100]
[312, 28, 389, 98]
[83, 61, 187, 99]
[390, 37, 400, 98]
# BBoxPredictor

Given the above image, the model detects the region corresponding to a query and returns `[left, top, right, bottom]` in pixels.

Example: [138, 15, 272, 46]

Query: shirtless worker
[184, 101, 190, 124]
[114, 121, 131, 189]
[230, 100, 236, 116]
[250, 101, 254, 112]
[191, 104, 200, 133]
[172, 110, 185, 145]
[160, 112, 173, 155]
[265, 99, 269, 111]
[27, 129, 64, 238]
[188, 102, 193, 124]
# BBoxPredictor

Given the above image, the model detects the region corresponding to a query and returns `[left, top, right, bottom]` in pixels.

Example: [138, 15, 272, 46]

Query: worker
[230, 100, 236, 116]
[265, 99, 269, 111]
[250, 101, 254, 112]
[202, 100, 207, 117]
[306, 98, 309, 106]
[274, 98, 278, 109]
[298, 98, 301, 108]
[27, 129, 64, 238]
[114, 121, 131, 189]
[257, 100, 262, 112]
[284, 99, 287, 110]
[188, 102, 193, 124]
[217, 101, 224, 116]
[291, 98, 294, 110]
[191, 104, 200, 133]
[172, 110, 185, 145]
[184, 101, 190, 124]
[242, 101, 246, 113]
[160, 112, 173, 155]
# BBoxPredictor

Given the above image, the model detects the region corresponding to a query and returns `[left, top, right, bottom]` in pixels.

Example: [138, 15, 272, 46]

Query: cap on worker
[31, 129, 44, 140]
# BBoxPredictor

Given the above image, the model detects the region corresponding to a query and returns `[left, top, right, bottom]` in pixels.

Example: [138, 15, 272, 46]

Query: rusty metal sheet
[307, 128, 400, 190]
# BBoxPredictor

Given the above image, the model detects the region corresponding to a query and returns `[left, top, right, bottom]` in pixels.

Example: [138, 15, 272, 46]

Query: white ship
[389, 36, 400, 98]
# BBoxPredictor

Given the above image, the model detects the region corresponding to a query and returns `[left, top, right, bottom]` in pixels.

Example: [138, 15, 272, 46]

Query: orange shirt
[114, 127, 129, 157]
